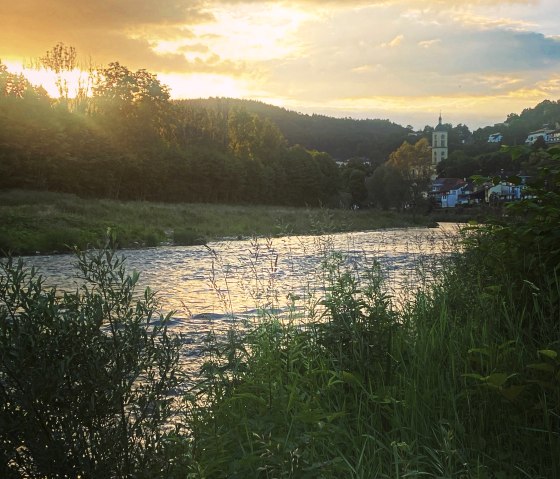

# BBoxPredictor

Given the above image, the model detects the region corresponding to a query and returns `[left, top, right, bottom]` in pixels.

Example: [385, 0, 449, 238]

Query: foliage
[0, 189, 434, 256]
[472, 99, 560, 147]
[180, 97, 410, 163]
[387, 138, 432, 181]
[465, 145, 560, 336]
[40, 42, 78, 100]
[177, 186, 559, 478]
[1, 186, 559, 476]
[184, 254, 403, 478]
[0, 240, 182, 478]
[366, 163, 410, 210]
[1, 46, 344, 207]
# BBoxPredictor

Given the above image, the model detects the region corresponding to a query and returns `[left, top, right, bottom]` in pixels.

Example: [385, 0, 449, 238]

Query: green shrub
[0, 240, 182, 478]
[466, 145, 560, 340]
[173, 227, 206, 246]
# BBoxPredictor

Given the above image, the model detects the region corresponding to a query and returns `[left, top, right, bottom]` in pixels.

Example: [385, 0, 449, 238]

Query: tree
[437, 150, 478, 178]
[0, 61, 20, 97]
[92, 62, 172, 151]
[40, 42, 77, 101]
[347, 168, 368, 206]
[228, 108, 258, 160]
[366, 164, 409, 210]
[0, 243, 181, 478]
[387, 138, 432, 181]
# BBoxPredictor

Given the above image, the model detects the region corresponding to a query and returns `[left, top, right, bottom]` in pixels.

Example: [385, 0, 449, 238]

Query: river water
[15, 224, 461, 354]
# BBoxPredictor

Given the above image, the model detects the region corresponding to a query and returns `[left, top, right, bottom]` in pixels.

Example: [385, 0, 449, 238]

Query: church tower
[431, 114, 448, 177]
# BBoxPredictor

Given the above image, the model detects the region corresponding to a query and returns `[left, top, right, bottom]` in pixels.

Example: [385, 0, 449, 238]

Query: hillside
[177, 98, 411, 163]
[474, 99, 560, 145]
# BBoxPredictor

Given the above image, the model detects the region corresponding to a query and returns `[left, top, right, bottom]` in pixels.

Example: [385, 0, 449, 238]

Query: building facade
[431, 114, 448, 178]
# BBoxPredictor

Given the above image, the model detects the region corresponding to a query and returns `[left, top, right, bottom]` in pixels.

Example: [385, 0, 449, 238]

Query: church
[431, 114, 448, 179]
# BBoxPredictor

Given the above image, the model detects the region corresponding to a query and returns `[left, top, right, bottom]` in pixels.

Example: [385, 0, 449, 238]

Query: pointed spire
[439, 112, 442, 125]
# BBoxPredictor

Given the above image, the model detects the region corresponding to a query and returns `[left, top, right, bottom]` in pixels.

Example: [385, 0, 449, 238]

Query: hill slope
[177, 98, 411, 163]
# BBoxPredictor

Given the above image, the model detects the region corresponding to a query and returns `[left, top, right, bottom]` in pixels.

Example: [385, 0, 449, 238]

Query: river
[14, 224, 461, 354]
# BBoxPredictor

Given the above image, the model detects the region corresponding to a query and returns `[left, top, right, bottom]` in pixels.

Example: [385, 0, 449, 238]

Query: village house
[429, 178, 469, 208]
[485, 182, 524, 204]
[525, 128, 554, 145]
[426, 115, 537, 209]
[430, 177, 527, 208]
[547, 129, 560, 144]
[488, 132, 503, 143]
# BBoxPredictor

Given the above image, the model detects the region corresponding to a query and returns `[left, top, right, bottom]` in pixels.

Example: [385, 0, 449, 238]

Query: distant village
[427, 118, 559, 209]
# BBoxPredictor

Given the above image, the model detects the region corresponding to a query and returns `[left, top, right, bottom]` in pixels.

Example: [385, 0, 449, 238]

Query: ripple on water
[14, 225, 462, 372]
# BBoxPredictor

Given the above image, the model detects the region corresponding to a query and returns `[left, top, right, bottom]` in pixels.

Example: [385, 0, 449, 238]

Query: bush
[465, 145, 560, 341]
[173, 227, 206, 246]
[0, 240, 182, 478]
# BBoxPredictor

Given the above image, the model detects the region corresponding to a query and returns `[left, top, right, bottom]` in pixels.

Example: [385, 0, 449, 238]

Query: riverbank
[0, 189, 442, 256]
[3, 219, 557, 477]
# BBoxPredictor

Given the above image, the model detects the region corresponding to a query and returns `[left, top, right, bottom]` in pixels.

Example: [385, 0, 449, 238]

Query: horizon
[2, 1, 559, 130]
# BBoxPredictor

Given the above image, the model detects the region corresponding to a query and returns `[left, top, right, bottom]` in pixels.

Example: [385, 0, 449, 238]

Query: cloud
[235, 0, 560, 130]
[0, 0, 213, 70]
[1, 0, 559, 129]
[418, 39, 441, 48]
[351, 64, 383, 74]
[382, 35, 405, 48]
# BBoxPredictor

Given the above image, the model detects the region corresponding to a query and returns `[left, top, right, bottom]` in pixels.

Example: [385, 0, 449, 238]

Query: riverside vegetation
[1, 147, 559, 477]
[0, 189, 436, 256]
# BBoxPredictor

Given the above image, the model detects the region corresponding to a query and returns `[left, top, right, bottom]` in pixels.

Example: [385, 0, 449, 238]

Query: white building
[545, 129, 560, 144]
[486, 183, 524, 203]
[431, 114, 448, 180]
[488, 132, 503, 143]
[525, 128, 553, 145]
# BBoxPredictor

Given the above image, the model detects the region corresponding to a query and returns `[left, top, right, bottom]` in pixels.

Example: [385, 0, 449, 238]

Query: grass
[0, 189, 438, 255]
[173, 228, 559, 478]
[2, 210, 558, 476]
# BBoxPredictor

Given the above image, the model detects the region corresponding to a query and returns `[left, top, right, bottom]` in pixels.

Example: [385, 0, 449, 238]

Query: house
[488, 132, 503, 143]
[429, 178, 466, 208]
[440, 182, 472, 208]
[547, 129, 560, 144]
[485, 182, 524, 204]
[430, 175, 529, 208]
[525, 128, 553, 145]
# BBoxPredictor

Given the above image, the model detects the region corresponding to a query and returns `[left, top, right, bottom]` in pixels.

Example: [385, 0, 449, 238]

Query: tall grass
[0, 189, 436, 255]
[3, 169, 558, 476]
[2, 222, 557, 476]
[175, 227, 559, 478]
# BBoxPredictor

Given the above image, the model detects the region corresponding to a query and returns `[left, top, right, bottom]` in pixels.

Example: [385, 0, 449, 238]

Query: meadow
[0, 189, 437, 256]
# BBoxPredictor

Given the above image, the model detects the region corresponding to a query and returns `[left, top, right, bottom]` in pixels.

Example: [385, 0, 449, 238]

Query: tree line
[2, 43, 559, 210]
[182, 97, 412, 163]
[0, 45, 342, 207]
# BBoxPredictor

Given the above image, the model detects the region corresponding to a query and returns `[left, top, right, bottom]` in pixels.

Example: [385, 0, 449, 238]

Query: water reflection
[17, 224, 461, 341]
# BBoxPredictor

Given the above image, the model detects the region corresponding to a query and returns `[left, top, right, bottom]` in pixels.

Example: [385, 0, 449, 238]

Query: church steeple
[431, 113, 449, 179]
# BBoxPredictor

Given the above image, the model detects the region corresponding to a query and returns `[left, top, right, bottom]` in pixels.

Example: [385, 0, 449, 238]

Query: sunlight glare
[188, 4, 312, 62]
[4, 61, 87, 98]
[159, 72, 248, 100]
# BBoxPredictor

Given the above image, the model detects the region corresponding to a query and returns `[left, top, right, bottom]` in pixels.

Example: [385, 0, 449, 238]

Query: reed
[177, 226, 559, 478]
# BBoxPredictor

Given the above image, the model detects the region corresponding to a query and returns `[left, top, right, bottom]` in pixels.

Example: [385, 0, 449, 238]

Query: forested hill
[474, 99, 560, 145]
[177, 98, 410, 163]
[0, 59, 346, 207]
[3, 43, 560, 209]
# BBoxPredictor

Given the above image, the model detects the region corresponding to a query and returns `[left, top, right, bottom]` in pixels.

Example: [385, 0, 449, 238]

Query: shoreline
[0, 189, 480, 257]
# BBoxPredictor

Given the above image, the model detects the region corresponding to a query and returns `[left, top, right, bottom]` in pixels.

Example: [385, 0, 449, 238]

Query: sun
[3, 60, 87, 98]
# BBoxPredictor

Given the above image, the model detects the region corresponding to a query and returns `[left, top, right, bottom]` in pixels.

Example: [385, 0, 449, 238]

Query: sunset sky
[1, 0, 559, 130]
